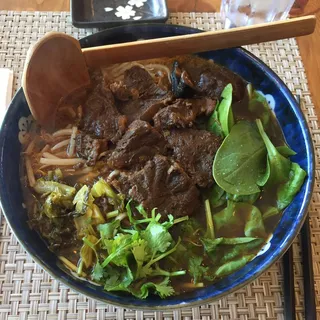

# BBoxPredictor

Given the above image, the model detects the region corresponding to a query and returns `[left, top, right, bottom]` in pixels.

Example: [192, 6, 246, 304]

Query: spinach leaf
[218, 84, 234, 137]
[202, 237, 264, 276]
[214, 255, 255, 277]
[207, 84, 234, 137]
[248, 91, 271, 128]
[276, 145, 297, 157]
[207, 104, 223, 137]
[256, 158, 270, 187]
[213, 201, 242, 236]
[256, 119, 291, 186]
[276, 162, 307, 210]
[213, 201, 266, 238]
[226, 192, 260, 204]
[262, 206, 279, 221]
[237, 203, 266, 238]
[213, 121, 267, 195]
[207, 184, 226, 208]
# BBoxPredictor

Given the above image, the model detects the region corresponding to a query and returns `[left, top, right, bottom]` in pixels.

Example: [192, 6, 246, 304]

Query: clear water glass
[221, 0, 296, 28]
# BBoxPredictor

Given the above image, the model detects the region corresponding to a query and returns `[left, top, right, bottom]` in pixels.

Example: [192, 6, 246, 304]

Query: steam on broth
[21, 55, 306, 299]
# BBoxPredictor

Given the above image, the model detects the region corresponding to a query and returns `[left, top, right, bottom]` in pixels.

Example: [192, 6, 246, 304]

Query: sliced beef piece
[123, 66, 168, 98]
[113, 66, 173, 123]
[110, 81, 139, 101]
[75, 133, 107, 166]
[111, 155, 200, 218]
[166, 129, 222, 188]
[82, 76, 127, 143]
[174, 60, 246, 102]
[108, 120, 167, 169]
[153, 98, 216, 130]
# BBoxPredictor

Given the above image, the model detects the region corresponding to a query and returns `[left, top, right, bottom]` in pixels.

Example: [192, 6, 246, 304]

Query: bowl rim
[0, 23, 315, 310]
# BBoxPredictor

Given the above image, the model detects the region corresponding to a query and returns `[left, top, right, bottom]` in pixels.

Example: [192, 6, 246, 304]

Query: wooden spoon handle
[83, 15, 316, 69]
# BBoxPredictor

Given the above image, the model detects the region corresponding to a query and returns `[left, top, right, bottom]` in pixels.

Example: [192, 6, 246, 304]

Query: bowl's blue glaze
[0, 24, 314, 310]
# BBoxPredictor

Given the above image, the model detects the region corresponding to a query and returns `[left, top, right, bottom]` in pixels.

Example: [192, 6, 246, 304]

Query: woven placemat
[0, 11, 319, 320]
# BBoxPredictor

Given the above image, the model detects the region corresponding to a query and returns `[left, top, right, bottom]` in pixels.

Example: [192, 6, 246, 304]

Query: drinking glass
[221, 0, 296, 28]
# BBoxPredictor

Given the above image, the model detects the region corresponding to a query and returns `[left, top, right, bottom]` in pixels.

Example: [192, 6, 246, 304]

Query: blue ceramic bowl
[0, 25, 314, 310]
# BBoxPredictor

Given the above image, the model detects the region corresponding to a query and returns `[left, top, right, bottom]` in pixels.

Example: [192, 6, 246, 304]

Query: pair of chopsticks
[283, 95, 316, 320]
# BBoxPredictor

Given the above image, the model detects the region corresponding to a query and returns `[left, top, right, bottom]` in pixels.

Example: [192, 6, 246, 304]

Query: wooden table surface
[0, 0, 319, 117]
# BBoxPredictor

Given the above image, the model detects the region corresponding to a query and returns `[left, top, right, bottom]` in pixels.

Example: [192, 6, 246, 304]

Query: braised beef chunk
[171, 61, 197, 98]
[75, 133, 107, 166]
[111, 155, 200, 218]
[166, 129, 222, 188]
[123, 66, 168, 98]
[108, 120, 167, 169]
[113, 66, 173, 123]
[153, 98, 216, 129]
[110, 81, 139, 101]
[172, 60, 245, 102]
[82, 80, 127, 143]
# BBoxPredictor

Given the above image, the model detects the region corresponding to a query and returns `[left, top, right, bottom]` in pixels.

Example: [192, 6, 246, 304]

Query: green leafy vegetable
[102, 233, 136, 267]
[218, 84, 234, 137]
[256, 158, 270, 187]
[262, 206, 279, 221]
[103, 266, 134, 293]
[204, 199, 215, 239]
[80, 235, 98, 269]
[276, 145, 297, 157]
[256, 119, 291, 186]
[238, 203, 266, 238]
[73, 185, 94, 215]
[42, 192, 73, 218]
[207, 84, 234, 137]
[92, 262, 104, 281]
[132, 239, 149, 278]
[136, 204, 148, 218]
[248, 91, 271, 128]
[97, 219, 120, 240]
[91, 204, 106, 225]
[213, 121, 267, 195]
[214, 255, 255, 277]
[132, 277, 175, 299]
[188, 256, 208, 284]
[142, 221, 173, 254]
[91, 178, 124, 210]
[213, 201, 266, 238]
[226, 192, 260, 204]
[207, 105, 223, 137]
[207, 184, 226, 208]
[276, 162, 307, 210]
[202, 237, 264, 276]
[33, 179, 75, 197]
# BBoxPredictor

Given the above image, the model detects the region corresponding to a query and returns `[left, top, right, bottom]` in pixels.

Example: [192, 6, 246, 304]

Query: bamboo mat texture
[0, 11, 319, 320]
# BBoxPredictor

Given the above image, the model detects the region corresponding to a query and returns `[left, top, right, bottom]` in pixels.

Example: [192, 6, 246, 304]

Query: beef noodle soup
[20, 55, 306, 299]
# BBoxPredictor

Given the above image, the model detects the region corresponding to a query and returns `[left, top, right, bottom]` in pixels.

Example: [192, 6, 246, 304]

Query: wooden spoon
[22, 15, 316, 126]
